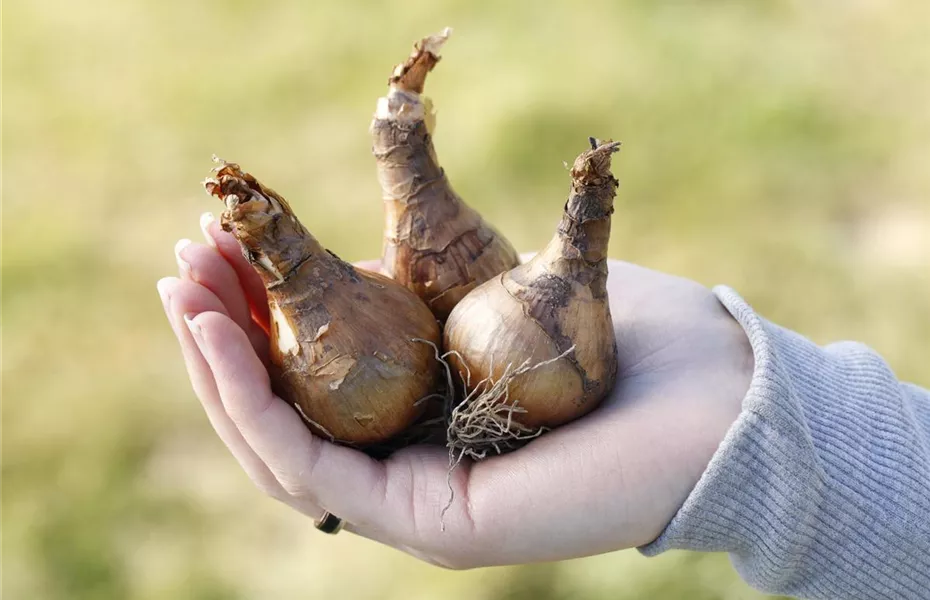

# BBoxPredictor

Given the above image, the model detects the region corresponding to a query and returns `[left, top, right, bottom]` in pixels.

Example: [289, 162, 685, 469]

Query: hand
[157, 213, 754, 568]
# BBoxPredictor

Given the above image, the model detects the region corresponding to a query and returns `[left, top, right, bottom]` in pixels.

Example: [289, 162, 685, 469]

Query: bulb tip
[203, 157, 249, 203]
[571, 138, 622, 185]
[389, 28, 452, 94]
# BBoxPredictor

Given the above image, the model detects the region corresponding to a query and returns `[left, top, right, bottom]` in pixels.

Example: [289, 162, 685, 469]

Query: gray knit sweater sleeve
[639, 286, 930, 599]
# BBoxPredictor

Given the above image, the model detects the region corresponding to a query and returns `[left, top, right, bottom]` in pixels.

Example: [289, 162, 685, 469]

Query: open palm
[158, 215, 752, 568]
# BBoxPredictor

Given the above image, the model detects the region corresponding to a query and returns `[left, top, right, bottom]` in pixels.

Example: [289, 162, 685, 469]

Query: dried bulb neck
[204, 161, 327, 287]
[374, 89, 431, 125]
[388, 27, 451, 95]
[371, 29, 454, 207]
[371, 118, 447, 207]
[374, 29, 448, 130]
[556, 184, 615, 264]
[555, 140, 621, 265]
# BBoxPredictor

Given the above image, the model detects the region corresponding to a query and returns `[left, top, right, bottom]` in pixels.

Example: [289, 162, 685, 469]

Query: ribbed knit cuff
[638, 286, 930, 600]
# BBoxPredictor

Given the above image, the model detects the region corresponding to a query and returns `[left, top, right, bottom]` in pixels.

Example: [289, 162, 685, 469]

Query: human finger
[199, 212, 271, 331]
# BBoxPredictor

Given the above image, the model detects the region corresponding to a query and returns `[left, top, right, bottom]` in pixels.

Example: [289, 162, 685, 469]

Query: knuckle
[252, 477, 283, 500]
[278, 475, 313, 499]
[227, 394, 274, 429]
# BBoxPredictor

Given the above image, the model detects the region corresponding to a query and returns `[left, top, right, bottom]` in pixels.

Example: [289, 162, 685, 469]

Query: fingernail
[175, 239, 192, 275]
[184, 313, 203, 344]
[156, 278, 173, 310]
[200, 212, 217, 248]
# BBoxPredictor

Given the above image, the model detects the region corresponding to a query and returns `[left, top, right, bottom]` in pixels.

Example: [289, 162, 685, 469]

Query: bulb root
[437, 346, 576, 529]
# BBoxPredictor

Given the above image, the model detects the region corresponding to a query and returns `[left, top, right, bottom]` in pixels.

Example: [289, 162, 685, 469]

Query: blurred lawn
[4, 1, 929, 599]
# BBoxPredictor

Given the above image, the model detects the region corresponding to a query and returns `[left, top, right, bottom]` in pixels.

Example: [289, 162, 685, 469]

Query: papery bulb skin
[443, 139, 621, 429]
[205, 161, 441, 445]
[371, 28, 520, 321]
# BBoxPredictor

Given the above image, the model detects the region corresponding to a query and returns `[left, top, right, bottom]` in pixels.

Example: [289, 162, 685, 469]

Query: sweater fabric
[640, 286, 930, 600]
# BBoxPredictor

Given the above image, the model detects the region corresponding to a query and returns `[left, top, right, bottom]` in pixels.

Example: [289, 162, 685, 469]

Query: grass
[3, 0, 929, 598]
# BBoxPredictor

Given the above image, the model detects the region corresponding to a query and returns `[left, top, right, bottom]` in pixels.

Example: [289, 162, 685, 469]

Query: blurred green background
[4, 0, 929, 598]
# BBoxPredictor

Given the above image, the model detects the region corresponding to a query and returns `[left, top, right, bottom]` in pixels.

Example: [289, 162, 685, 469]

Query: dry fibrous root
[445, 350, 577, 462]
[436, 347, 575, 529]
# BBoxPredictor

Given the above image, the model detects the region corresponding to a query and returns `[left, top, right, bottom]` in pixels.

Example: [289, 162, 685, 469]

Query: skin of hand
[156, 212, 754, 569]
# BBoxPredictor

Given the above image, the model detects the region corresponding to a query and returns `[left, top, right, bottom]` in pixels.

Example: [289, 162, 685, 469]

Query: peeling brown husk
[361, 338, 455, 459]
[204, 158, 442, 445]
[371, 29, 520, 321]
[442, 139, 621, 460]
